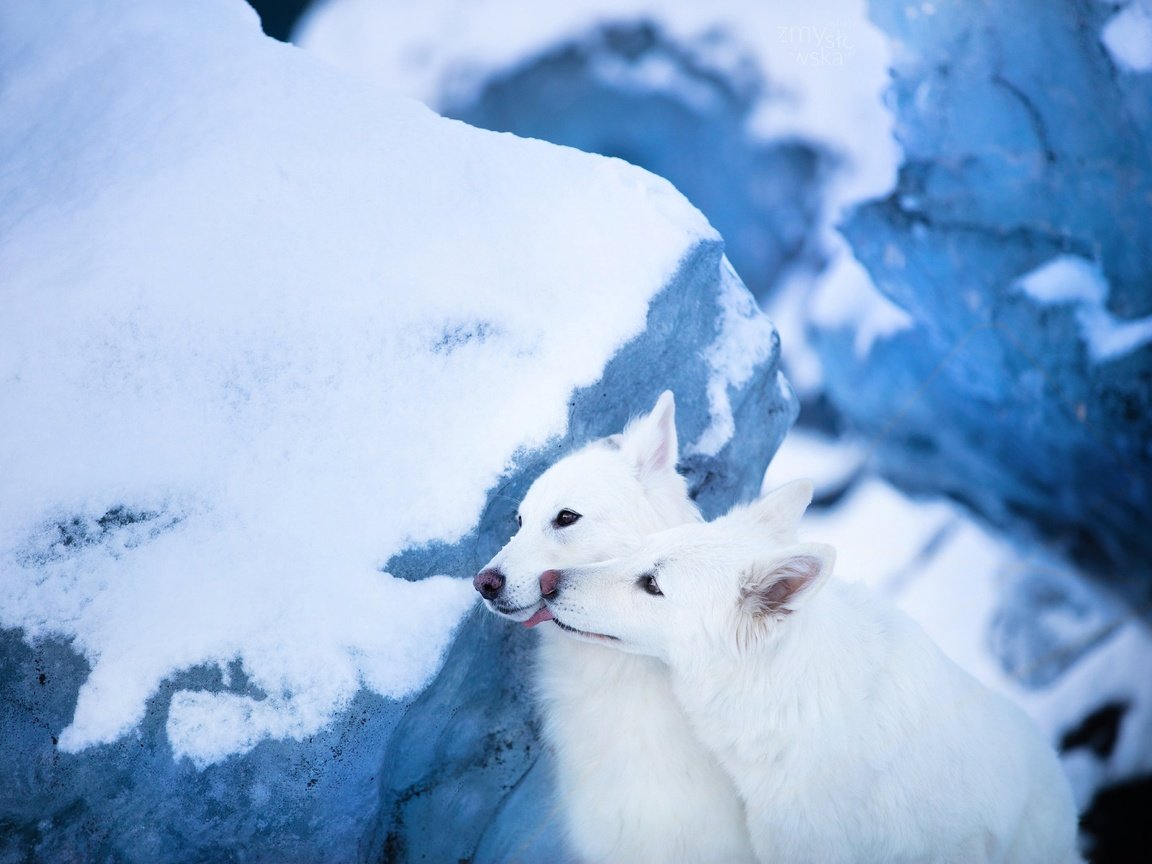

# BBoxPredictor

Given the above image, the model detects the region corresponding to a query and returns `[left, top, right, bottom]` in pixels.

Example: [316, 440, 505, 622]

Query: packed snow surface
[0, 0, 715, 766]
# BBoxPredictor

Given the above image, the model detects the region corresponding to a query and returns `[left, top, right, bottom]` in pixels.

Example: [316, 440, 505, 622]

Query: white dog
[542, 482, 1082, 864]
[474, 392, 756, 863]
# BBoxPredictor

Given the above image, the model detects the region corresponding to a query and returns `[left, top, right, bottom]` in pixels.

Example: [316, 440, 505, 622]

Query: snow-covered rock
[0, 1, 793, 860]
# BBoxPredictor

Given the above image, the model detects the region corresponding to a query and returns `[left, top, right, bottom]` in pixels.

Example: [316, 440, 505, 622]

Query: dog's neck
[669, 579, 891, 778]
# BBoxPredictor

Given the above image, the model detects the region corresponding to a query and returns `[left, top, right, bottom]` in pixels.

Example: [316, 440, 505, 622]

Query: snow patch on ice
[1015, 255, 1152, 363]
[1102, 0, 1152, 73]
[761, 428, 865, 500]
[767, 242, 912, 399]
[1017, 255, 1109, 306]
[809, 252, 914, 357]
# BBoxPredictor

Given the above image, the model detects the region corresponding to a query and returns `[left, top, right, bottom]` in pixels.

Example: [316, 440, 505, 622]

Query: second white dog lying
[541, 481, 1082, 864]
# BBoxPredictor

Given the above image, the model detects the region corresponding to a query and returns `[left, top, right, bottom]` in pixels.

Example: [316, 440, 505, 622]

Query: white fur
[547, 487, 1083, 864]
[477, 392, 756, 863]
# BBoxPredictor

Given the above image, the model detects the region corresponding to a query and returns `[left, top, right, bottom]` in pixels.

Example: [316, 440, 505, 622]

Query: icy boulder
[816, 0, 1152, 611]
[295, 0, 900, 302]
[0, 1, 794, 861]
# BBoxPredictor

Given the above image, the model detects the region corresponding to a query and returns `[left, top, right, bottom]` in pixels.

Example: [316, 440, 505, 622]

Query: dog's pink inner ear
[744, 555, 823, 617]
[641, 433, 672, 475]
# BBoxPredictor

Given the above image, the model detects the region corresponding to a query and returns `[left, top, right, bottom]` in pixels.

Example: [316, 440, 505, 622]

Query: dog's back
[678, 569, 1081, 863]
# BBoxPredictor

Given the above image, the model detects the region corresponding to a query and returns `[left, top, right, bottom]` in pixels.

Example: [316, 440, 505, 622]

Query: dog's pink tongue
[522, 607, 555, 629]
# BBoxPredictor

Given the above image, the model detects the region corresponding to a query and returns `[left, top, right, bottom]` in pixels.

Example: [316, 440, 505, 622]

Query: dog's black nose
[473, 568, 505, 600]
[540, 569, 561, 598]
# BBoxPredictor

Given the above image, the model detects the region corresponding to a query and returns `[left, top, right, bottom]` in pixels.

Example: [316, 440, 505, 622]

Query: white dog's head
[538, 479, 835, 660]
[473, 391, 701, 625]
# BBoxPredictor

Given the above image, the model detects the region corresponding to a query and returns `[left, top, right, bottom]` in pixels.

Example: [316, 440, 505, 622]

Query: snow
[807, 252, 914, 357]
[1083, 309, 1152, 361]
[1015, 255, 1152, 363]
[802, 477, 958, 593]
[1102, 0, 1152, 72]
[1017, 255, 1110, 305]
[0, 0, 716, 766]
[761, 428, 865, 499]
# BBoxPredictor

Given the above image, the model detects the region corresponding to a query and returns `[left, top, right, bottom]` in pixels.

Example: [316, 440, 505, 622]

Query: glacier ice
[817, 0, 1152, 613]
[0, 0, 794, 860]
[1014, 256, 1152, 364]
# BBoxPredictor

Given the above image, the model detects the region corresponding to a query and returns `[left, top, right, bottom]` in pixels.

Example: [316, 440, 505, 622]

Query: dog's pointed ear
[739, 542, 835, 620]
[744, 479, 815, 540]
[620, 390, 678, 482]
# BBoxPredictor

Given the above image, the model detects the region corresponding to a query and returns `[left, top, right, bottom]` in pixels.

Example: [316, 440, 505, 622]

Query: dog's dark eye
[638, 574, 663, 596]
[516, 513, 522, 528]
[552, 509, 582, 528]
